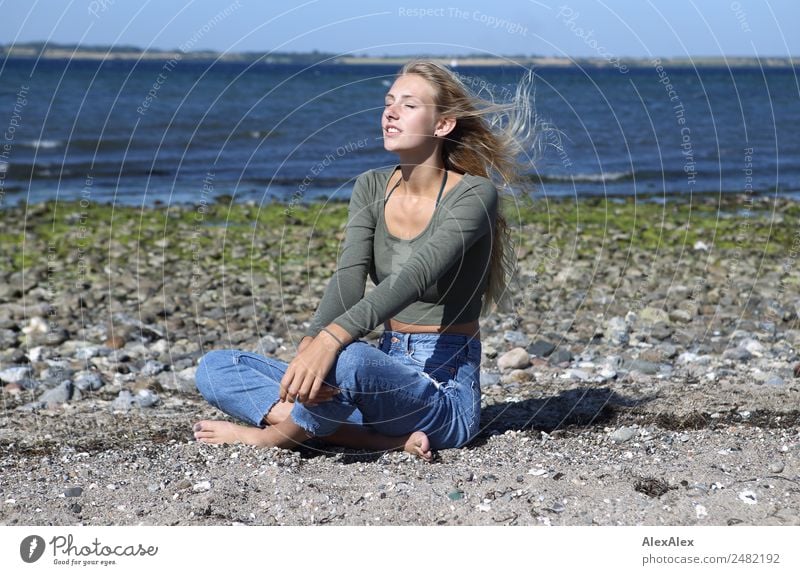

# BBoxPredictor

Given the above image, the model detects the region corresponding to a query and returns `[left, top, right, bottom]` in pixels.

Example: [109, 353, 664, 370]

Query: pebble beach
[1, 192, 799, 526]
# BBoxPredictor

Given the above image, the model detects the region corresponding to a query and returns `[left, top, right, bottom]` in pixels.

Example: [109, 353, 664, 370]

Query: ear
[434, 115, 457, 138]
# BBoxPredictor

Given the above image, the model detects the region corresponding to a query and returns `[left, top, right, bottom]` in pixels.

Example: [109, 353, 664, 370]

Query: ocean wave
[20, 139, 63, 150]
[532, 171, 634, 184]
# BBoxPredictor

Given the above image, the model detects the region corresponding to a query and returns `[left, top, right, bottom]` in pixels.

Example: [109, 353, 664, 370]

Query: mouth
[384, 126, 401, 136]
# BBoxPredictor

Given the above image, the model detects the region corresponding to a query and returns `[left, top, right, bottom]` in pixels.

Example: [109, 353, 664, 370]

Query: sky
[2, 0, 798, 59]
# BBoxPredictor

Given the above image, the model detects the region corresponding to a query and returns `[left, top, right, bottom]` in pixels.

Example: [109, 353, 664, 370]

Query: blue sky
[2, 0, 798, 58]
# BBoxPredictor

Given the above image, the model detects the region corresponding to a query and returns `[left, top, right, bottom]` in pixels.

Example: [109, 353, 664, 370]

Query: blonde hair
[396, 59, 537, 316]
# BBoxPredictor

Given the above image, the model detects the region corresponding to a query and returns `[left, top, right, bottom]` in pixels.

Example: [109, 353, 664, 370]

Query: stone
[497, 347, 530, 370]
[503, 369, 532, 383]
[140, 360, 166, 377]
[528, 340, 556, 358]
[741, 338, 765, 356]
[565, 368, 590, 381]
[669, 309, 693, 323]
[192, 481, 211, 492]
[135, 389, 159, 408]
[624, 359, 660, 375]
[74, 346, 104, 360]
[503, 330, 529, 348]
[765, 374, 785, 387]
[768, 461, 785, 474]
[722, 347, 751, 361]
[638, 307, 670, 325]
[255, 335, 279, 355]
[649, 322, 674, 341]
[610, 427, 636, 443]
[105, 335, 126, 350]
[606, 317, 629, 346]
[112, 390, 135, 411]
[73, 371, 104, 392]
[0, 365, 33, 384]
[39, 380, 74, 406]
[548, 348, 573, 366]
[480, 371, 501, 387]
[64, 487, 83, 497]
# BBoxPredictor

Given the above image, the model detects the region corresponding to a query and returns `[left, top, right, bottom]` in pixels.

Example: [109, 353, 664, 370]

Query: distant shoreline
[2, 44, 796, 68]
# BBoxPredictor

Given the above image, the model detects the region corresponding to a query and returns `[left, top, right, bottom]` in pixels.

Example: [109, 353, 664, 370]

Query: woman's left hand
[279, 334, 340, 404]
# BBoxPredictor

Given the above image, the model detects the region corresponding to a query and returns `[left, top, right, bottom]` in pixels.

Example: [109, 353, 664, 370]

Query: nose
[384, 102, 399, 119]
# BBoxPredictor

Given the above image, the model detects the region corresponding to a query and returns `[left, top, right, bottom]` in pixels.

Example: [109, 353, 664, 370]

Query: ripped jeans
[195, 330, 482, 450]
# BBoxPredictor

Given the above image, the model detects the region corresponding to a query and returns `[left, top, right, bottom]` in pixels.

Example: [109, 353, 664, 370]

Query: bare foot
[193, 420, 274, 446]
[403, 431, 432, 462]
[193, 417, 313, 449]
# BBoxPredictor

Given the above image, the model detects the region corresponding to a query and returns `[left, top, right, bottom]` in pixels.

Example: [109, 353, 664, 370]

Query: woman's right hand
[298, 335, 314, 353]
[293, 335, 340, 405]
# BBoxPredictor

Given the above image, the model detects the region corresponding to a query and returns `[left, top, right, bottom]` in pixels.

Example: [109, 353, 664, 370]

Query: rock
[606, 317, 629, 346]
[39, 380, 74, 406]
[669, 309, 693, 323]
[73, 371, 104, 392]
[112, 390, 135, 411]
[255, 335, 279, 355]
[503, 369, 532, 383]
[656, 343, 678, 359]
[639, 348, 667, 363]
[548, 348, 573, 366]
[480, 371, 501, 387]
[768, 461, 785, 474]
[447, 489, 464, 501]
[64, 487, 83, 497]
[0, 365, 33, 384]
[794, 363, 800, 378]
[75, 346, 106, 360]
[648, 322, 673, 341]
[738, 490, 758, 505]
[3, 382, 23, 394]
[503, 330, 528, 348]
[135, 389, 159, 408]
[0, 328, 19, 348]
[140, 360, 166, 377]
[741, 338, 765, 356]
[638, 307, 670, 325]
[610, 427, 636, 443]
[105, 335, 126, 350]
[765, 374, 785, 387]
[624, 359, 660, 375]
[528, 340, 556, 358]
[677, 352, 711, 365]
[193, 481, 212, 493]
[565, 368, 590, 381]
[497, 347, 530, 370]
[597, 367, 617, 381]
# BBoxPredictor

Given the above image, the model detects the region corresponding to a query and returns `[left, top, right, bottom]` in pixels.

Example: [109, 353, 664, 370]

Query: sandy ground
[1, 195, 799, 525]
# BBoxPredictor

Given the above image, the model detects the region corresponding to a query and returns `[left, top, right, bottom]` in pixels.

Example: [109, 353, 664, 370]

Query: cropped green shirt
[304, 165, 498, 341]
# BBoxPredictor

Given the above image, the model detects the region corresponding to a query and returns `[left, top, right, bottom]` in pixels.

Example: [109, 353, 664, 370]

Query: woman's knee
[335, 342, 390, 383]
[195, 349, 237, 398]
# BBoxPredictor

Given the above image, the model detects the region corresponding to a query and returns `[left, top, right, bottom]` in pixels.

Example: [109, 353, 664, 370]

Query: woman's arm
[303, 172, 376, 338]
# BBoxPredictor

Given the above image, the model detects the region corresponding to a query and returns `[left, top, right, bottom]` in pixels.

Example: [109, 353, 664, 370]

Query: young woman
[193, 60, 534, 460]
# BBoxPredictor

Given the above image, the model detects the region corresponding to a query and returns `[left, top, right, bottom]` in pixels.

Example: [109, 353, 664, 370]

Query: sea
[0, 57, 798, 208]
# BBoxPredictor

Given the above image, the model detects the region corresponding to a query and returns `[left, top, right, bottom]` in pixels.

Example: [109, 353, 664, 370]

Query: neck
[395, 154, 446, 197]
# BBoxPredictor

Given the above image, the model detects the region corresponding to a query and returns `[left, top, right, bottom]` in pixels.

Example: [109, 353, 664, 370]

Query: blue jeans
[195, 330, 482, 450]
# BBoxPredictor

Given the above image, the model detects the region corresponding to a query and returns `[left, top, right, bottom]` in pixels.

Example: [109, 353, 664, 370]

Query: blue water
[0, 57, 798, 207]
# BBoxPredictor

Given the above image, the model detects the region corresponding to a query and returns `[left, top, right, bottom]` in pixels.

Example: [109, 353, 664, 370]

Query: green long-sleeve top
[304, 165, 498, 341]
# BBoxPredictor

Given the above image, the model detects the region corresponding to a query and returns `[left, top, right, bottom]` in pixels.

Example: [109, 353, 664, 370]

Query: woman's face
[382, 74, 440, 153]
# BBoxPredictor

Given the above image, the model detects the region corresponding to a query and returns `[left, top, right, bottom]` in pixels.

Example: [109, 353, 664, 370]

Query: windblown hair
[397, 59, 537, 316]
